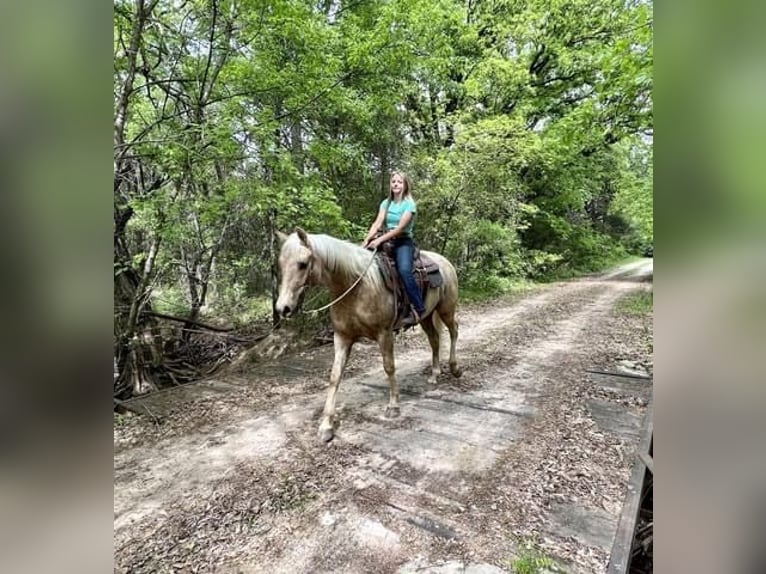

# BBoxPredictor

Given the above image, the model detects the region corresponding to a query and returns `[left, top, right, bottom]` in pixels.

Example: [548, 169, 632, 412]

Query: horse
[275, 228, 462, 443]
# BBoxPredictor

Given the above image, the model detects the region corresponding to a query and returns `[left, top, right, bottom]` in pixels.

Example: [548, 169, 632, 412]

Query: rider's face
[391, 174, 404, 196]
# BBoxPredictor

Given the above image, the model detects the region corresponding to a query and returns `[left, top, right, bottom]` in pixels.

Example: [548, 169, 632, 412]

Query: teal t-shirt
[381, 197, 417, 237]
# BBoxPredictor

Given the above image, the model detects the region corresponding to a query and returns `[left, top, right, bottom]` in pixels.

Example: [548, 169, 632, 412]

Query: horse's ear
[275, 230, 289, 244]
[295, 227, 311, 248]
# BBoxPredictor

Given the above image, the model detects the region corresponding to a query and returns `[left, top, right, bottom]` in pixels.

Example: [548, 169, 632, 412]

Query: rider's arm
[362, 207, 387, 246]
[373, 211, 412, 243]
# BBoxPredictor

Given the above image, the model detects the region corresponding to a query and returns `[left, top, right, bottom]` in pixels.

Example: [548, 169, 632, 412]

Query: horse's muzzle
[279, 305, 294, 318]
[276, 289, 305, 318]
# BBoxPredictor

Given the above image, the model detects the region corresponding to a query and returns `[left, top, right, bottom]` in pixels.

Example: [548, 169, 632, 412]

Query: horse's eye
[298, 261, 308, 271]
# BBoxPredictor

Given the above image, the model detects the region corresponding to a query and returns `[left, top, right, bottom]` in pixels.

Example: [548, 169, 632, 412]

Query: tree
[113, 0, 653, 398]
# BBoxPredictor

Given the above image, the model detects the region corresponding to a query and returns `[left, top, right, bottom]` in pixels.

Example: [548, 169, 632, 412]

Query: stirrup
[400, 309, 422, 328]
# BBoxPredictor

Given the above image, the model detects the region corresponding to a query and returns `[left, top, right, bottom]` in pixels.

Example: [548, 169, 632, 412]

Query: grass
[617, 288, 653, 316]
[616, 254, 647, 266]
[114, 413, 130, 428]
[503, 538, 563, 573]
[460, 277, 538, 304]
[510, 554, 557, 574]
[616, 288, 654, 354]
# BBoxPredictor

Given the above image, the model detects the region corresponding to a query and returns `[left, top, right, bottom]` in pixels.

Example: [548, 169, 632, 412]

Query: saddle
[374, 242, 443, 328]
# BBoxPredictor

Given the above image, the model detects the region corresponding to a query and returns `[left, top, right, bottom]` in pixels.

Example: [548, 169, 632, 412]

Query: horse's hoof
[451, 365, 463, 378]
[385, 405, 400, 418]
[318, 427, 334, 443]
[427, 376, 437, 385]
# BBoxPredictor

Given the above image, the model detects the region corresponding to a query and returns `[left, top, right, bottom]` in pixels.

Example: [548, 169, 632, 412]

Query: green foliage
[521, 209, 629, 279]
[213, 292, 274, 326]
[460, 276, 531, 303]
[617, 289, 654, 316]
[611, 140, 654, 248]
[504, 538, 560, 574]
[510, 553, 557, 574]
[525, 250, 564, 279]
[115, 0, 653, 339]
[151, 287, 191, 317]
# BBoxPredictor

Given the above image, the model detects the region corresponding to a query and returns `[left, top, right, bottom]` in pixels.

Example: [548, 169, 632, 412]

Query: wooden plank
[638, 451, 654, 475]
[586, 369, 652, 380]
[606, 397, 653, 574]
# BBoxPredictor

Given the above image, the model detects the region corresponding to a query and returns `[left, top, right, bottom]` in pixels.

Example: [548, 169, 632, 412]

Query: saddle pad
[375, 253, 442, 292]
[422, 269, 443, 287]
[414, 252, 440, 275]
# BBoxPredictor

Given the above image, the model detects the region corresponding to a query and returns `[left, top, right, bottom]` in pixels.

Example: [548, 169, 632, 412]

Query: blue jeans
[393, 237, 425, 315]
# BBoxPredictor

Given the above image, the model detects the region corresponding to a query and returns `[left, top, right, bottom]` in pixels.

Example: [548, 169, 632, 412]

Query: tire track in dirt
[114, 263, 652, 574]
[261, 280, 641, 574]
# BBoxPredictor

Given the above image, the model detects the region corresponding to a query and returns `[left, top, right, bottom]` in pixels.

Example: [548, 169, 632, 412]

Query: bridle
[301, 246, 379, 315]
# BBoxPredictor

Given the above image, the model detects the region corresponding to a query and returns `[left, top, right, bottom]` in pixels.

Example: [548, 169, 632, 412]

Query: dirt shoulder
[115, 261, 653, 574]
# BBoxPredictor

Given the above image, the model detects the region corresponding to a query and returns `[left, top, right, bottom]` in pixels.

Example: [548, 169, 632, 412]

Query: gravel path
[114, 260, 653, 574]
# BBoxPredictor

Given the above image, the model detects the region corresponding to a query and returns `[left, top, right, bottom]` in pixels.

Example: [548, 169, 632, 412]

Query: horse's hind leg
[378, 330, 400, 417]
[318, 332, 353, 443]
[437, 304, 462, 378]
[419, 315, 441, 384]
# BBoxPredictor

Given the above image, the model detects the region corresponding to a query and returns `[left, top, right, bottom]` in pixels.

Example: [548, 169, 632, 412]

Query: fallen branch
[114, 397, 162, 425]
[144, 310, 234, 332]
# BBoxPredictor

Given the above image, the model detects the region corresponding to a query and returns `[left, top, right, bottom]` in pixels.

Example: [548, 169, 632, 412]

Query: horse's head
[275, 228, 317, 318]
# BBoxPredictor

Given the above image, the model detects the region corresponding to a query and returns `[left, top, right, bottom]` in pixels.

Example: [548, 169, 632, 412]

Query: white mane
[308, 234, 385, 291]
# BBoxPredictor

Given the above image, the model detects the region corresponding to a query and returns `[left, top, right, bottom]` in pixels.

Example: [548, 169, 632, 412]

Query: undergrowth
[504, 538, 562, 573]
[617, 288, 653, 316]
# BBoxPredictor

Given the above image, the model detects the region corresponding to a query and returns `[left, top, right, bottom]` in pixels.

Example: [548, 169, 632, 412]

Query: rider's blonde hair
[387, 171, 413, 203]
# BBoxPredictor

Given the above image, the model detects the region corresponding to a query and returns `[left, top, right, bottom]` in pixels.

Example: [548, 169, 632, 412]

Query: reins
[302, 246, 379, 315]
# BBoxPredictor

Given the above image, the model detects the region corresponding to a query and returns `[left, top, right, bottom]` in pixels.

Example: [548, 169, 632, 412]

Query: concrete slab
[586, 399, 644, 439]
[341, 391, 526, 474]
[546, 502, 619, 552]
[399, 559, 506, 574]
[588, 372, 651, 396]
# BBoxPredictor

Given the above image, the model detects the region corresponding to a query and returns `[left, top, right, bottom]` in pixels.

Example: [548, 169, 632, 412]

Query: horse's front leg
[378, 330, 400, 418]
[318, 332, 353, 443]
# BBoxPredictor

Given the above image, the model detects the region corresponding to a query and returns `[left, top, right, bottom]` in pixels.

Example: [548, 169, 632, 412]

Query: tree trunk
[115, 228, 163, 396]
[429, 84, 441, 144]
[291, 121, 304, 175]
[269, 208, 280, 327]
[113, 0, 164, 398]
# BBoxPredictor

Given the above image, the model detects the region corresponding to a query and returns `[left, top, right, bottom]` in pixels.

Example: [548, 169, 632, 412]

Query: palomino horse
[275, 228, 461, 442]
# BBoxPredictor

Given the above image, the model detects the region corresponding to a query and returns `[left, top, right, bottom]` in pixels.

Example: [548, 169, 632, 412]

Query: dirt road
[115, 260, 653, 574]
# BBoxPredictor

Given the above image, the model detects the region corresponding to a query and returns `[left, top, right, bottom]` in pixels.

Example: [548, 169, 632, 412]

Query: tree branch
[144, 311, 234, 332]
